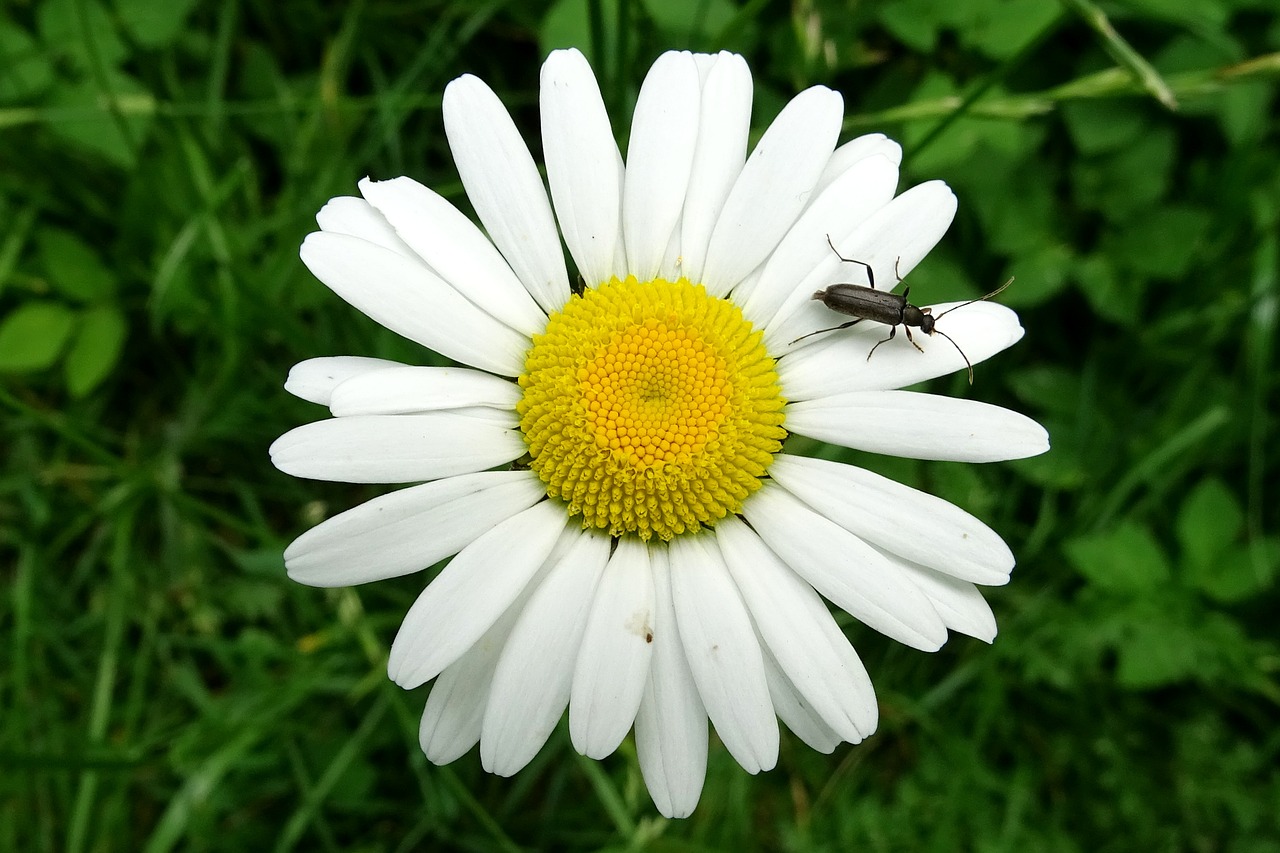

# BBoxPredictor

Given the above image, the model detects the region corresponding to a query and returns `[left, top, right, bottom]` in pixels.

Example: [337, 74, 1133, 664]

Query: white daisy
[270, 48, 1048, 818]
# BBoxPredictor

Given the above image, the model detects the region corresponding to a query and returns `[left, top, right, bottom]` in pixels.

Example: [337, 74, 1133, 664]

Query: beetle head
[906, 305, 934, 333]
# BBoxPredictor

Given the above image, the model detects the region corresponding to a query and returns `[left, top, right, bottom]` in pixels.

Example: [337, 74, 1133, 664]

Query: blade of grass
[575, 751, 636, 835]
[67, 510, 134, 853]
[1245, 222, 1277, 576]
[907, 9, 1068, 158]
[1091, 406, 1231, 530]
[72, 0, 143, 155]
[1059, 0, 1178, 111]
[846, 52, 1280, 126]
[276, 693, 389, 853]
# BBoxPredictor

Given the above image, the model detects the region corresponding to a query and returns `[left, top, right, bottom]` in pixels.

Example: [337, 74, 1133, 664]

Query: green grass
[3, 0, 1278, 850]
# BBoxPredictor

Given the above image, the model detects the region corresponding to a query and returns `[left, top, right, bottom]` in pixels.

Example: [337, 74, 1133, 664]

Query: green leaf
[1121, 0, 1229, 28]
[1152, 37, 1236, 105]
[1176, 478, 1243, 570]
[1190, 542, 1277, 604]
[38, 229, 118, 302]
[1071, 127, 1175, 220]
[44, 69, 155, 168]
[1106, 205, 1211, 279]
[232, 43, 296, 149]
[1064, 522, 1171, 594]
[113, 0, 200, 48]
[878, 0, 940, 51]
[907, 85, 1039, 173]
[1003, 368, 1090, 488]
[961, 0, 1060, 61]
[1217, 82, 1271, 147]
[1061, 99, 1148, 156]
[901, 73, 976, 171]
[1007, 366, 1080, 417]
[1152, 35, 1270, 146]
[37, 0, 129, 72]
[1115, 616, 1200, 689]
[1000, 242, 1073, 308]
[227, 581, 284, 620]
[0, 301, 77, 371]
[931, 461, 1000, 521]
[895, 251, 978, 304]
[0, 21, 55, 101]
[539, 0, 623, 67]
[63, 304, 126, 397]
[971, 167, 1059, 255]
[639, 0, 738, 42]
[1007, 417, 1087, 489]
[1074, 253, 1143, 326]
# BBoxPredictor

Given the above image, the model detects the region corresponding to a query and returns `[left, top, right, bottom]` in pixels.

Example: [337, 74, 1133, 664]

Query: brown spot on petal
[625, 610, 654, 643]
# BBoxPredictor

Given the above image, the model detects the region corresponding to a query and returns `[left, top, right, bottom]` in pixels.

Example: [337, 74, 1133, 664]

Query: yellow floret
[517, 276, 786, 541]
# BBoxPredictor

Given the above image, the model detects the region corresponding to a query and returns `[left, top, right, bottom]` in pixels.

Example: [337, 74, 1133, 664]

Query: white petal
[419, 526, 571, 764]
[328, 365, 521, 417]
[737, 153, 898, 324]
[679, 52, 751, 285]
[635, 545, 708, 819]
[481, 529, 612, 776]
[761, 645, 841, 754]
[623, 51, 701, 281]
[269, 413, 525, 484]
[300, 232, 529, 376]
[657, 217, 686, 283]
[443, 74, 570, 313]
[388, 501, 567, 688]
[769, 181, 958, 349]
[419, 602, 522, 765]
[316, 196, 413, 256]
[742, 483, 948, 651]
[570, 537, 656, 759]
[418, 653, 486, 764]
[784, 390, 1051, 462]
[283, 470, 546, 587]
[716, 515, 876, 742]
[432, 406, 518, 427]
[777, 302, 1025, 395]
[885, 552, 998, 643]
[669, 533, 778, 773]
[700, 86, 843, 296]
[357, 177, 548, 337]
[812, 133, 903, 197]
[541, 48, 624, 287]
[767, 454, 1013, 585]
[284, 356, 404, 405]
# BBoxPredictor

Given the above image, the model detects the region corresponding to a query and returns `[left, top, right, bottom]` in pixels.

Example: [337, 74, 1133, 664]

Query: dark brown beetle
[791, 236, 1012, 384]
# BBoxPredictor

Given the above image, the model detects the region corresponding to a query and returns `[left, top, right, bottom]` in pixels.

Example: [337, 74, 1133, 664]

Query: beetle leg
[825, 234, 876, 289]
[904, 325, 925, 354]
[866, 325, 897, 360]
[790, 318, 863, 345]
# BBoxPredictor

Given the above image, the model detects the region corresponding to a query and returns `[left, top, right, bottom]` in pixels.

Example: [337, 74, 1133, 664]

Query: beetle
[791, 236, 1012, 384]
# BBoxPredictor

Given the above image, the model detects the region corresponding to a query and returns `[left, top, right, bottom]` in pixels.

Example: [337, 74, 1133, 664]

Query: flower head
[271, 48, 1049, 818]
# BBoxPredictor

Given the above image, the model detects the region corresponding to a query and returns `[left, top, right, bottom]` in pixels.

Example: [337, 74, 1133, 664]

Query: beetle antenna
[933, 328, 975, 385]
[932, 276, 1014, 322]
[789, 318, 862, 345]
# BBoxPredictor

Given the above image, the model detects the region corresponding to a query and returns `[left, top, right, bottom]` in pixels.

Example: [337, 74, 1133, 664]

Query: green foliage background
[2, 0, 1278, 849]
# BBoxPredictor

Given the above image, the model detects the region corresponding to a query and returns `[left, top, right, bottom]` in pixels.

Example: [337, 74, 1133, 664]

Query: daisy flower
[270, 48, 1049, 818]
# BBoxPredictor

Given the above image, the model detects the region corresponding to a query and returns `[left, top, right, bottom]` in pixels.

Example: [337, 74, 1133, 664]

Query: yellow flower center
[517, 276, 786, 541]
